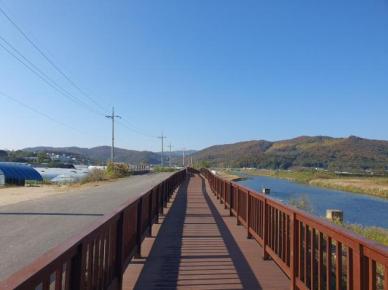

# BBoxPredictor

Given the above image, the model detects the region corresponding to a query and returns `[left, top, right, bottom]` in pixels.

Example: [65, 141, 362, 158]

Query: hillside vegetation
[192, 136, 388, 172]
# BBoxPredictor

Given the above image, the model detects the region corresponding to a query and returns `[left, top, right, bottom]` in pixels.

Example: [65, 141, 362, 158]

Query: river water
[237, 175, 388, 228]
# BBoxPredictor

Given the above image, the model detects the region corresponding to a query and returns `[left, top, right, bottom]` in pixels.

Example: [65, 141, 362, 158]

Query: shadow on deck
[123, 173, 289, 289]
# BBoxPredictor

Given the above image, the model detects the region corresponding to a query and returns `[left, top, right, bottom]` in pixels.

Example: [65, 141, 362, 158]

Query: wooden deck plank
[123, 173, 290, 289]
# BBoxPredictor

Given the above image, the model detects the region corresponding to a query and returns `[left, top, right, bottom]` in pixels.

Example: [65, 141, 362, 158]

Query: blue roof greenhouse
[0, 162, 43, 186]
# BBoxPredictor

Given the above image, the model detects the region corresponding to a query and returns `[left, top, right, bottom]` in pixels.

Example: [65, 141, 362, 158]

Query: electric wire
[0, 4, 162, 140]
[0, 38, 104, 117]
[117, 118, 158, 139]
[0, 5, 107, 113]
[0, 90, 93, 137]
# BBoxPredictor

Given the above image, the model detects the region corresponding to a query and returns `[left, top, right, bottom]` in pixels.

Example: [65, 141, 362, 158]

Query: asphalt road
[0, 172, 172, 281]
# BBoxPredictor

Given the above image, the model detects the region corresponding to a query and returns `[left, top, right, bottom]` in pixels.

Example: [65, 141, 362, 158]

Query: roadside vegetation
[237, 168, 388, 199]
[153, 166, 177, 173]
[80, 162, 133, 184]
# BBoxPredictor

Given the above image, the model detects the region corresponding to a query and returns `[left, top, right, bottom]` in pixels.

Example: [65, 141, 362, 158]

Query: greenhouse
[0, 162, 43, 186]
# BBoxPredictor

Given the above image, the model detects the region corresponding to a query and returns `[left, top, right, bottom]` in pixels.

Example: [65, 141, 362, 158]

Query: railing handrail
[0, 169, 187, 290]
[230, 180, 388, 256]
[202, 168, 388, 290]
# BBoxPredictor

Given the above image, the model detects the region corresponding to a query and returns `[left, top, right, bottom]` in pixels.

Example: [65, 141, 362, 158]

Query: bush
[81, 169, 107, 184]
[106, 162, 131, 178]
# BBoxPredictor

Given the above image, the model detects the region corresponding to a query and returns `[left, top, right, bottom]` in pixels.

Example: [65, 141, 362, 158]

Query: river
[237, 175, 388, 228]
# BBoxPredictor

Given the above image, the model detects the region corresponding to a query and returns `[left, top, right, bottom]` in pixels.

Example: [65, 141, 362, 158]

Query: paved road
[0, 172, 172, 281]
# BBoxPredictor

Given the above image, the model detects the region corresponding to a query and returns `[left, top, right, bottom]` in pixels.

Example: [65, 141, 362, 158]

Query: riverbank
[342, 223, 388, 246]
[236, 168, 388, 199]
[215, 170, 243, 182]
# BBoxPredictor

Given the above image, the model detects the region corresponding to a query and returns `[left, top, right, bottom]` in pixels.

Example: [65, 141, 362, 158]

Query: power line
[0, 35, 161, 143]
[0, 37, 104, 116]
[117, 117, 158, 139]
[0, 5, 107, 113]
[0, 90, 90, 136]
[0, 4, 164, 147]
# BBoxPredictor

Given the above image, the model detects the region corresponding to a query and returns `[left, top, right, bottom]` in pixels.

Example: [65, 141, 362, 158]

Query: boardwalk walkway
[123, 173, 290, 289]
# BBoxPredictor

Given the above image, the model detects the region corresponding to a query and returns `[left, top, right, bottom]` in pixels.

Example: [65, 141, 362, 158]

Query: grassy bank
[237, 168, 388, 199]
[342, 224, 388, 246]
[216, 169, 245, 181]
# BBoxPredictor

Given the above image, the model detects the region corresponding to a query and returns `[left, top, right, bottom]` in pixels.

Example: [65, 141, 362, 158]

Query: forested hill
[191, 136, 388, 172]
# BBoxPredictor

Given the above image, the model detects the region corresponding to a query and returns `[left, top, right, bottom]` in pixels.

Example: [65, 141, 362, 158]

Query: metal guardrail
[201, 169, 388, 290]
[0, 169, 187, 290]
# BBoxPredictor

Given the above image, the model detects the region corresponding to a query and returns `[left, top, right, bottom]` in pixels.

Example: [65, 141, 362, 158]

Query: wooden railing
[0, 169, 187, 290]
[201, 169, 388, 290]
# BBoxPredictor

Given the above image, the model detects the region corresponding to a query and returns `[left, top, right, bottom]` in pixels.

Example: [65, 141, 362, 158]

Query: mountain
[23, 146, 161, 164]
[191, 136, 388, 172]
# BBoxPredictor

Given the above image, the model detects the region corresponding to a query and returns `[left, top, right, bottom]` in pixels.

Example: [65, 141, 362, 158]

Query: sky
[0, 0, 387, 152]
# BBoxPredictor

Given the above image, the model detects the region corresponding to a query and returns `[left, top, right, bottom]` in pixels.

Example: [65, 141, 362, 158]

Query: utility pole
[105, 106, 121, 162]
[158, 133, 167, 167]
[169, 143, 172, 167]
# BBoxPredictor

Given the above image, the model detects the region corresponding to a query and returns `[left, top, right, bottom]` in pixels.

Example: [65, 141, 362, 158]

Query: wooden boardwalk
[123, 173, 290, 289]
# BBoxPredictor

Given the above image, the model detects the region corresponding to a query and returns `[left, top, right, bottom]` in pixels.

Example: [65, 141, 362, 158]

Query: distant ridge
[191, 136, 388, 172]
[22, 146, 198, 165]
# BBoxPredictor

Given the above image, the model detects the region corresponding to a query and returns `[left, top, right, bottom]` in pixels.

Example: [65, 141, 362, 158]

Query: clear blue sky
[0, 0, 387, 152]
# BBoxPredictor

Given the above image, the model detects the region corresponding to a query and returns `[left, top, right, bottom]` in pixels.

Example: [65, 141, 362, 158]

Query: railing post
[220, 181, 224, 204]
[229, 183, 233, 217]
[163, 182, 167, 207]
[69, 244, 85, 290]
[114, 212, 124, 289]
[159, 185, 164, 216]
[147, 193, 152, 237]
[224, 182, 228, 209]
[247, 192, 252, 239]
[236, 189, 241, 225]
[136, 199, 143, 258]
[290, 212, 297, 290]
[217, 179, 220, 199]
[353, 243, 363, 290]
[263, 198, 269, 260]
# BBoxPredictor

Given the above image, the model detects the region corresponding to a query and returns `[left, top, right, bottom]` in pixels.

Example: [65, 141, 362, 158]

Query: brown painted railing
[0, 169, 187, 290]
[201, 169, 388, 290]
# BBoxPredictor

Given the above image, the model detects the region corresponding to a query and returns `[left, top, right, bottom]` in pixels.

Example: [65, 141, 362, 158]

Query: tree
[0, 150, 8, 161]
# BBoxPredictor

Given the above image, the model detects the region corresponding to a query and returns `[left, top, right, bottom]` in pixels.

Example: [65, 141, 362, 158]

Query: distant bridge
[0, 168, 387, 290]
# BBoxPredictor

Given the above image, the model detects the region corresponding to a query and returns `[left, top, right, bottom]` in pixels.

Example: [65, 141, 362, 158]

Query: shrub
[81, 169, 107, 184]
[106, 162, 131, 178]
